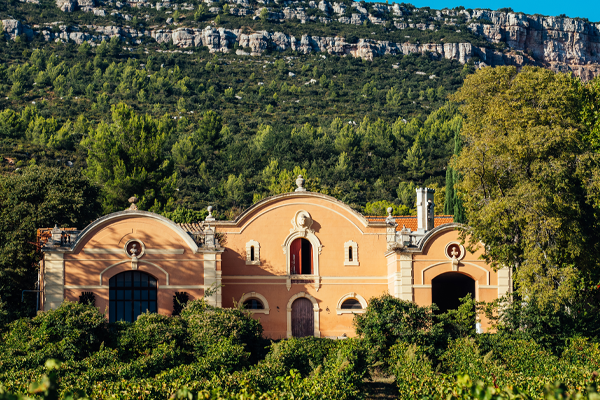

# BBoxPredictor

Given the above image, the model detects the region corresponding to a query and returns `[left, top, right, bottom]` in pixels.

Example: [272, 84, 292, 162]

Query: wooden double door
[291, 298, 314, 337]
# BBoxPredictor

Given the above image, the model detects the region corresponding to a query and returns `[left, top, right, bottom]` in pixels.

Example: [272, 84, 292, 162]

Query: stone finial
[295, 175, 306, 192]
[128, 196, 139, 210]
[205, 205, 215, 222]
[385, 206, 395, 224]
[51, 224, 63, 244]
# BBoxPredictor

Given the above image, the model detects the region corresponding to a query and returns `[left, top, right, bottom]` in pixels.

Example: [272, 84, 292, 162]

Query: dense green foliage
[451, 66, 600, 306]
[0, 24, 469, 216]
[0, 301, 369, 399]
[0, 294, 599, 399]
[0, 166, 100, 325]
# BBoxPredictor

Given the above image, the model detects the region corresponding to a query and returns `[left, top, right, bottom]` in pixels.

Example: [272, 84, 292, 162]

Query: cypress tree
[443, 167, 454, 215]
[443, 130, 466, 223]
[451, 131, 466, 223]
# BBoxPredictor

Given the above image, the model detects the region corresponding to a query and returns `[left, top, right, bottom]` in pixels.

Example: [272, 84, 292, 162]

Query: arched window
[243, 298, 264, 309]
[336, 293, 367, 314]
[240, 292, 270, 314]
[290, 238, 313, 275]
[250, 246, 255, 261]
[109, 271, 157, 323]
[348, 246, 353, 262]
[341, 298, 362, 309]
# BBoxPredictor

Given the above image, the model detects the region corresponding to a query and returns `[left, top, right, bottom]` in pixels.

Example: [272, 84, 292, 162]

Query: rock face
[160, 26, 475, 62]
[466, 10, 600, 80]
[55, 0, 95, 12]
[4, 3, 600, 79]
[1, 19, 34, 39]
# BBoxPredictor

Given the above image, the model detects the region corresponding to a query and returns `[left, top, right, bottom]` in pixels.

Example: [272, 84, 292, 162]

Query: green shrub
[116, 312, 188, 360]
[390, 342, 451, 398]
[263, 337, 338, 376]
[354, 294, 444, 363]
[181, 300, 264, 364]
[0, 302, 108, 371]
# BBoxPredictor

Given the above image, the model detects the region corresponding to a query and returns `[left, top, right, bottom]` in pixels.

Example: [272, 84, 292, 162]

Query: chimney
[416, 187, 435, 232]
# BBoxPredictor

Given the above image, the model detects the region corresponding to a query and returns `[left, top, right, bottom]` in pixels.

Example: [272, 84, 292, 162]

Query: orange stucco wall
[215, 194, 389, 338]
[44, 192, 509, 336]
[56, 215, 207, 317]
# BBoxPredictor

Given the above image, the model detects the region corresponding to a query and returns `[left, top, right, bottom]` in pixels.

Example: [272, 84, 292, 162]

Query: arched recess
[239, 292, 270, 314]
[100, 260, 169, 285]
[286, 292, 320, 338]
[336, 292, 367, 314]
[431, 272, 475, 314]
[421, 261, 490, 286]
[282, 231, 322, 276]
[72, 210, 199, 253]
[109, 270, 158, 323]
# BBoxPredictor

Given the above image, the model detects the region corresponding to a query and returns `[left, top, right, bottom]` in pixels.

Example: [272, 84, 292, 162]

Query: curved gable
[215, 192, 372, 233]
[71, 210, 198, 253]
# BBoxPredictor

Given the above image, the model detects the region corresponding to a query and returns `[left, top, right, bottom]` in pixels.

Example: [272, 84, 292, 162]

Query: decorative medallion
[290, 210, 314, 236]
[444, 242, 465, 270]
[125, 239, 145, 259]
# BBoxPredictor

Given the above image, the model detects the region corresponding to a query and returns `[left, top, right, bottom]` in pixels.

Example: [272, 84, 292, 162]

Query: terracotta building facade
[40, 177, 512, 338]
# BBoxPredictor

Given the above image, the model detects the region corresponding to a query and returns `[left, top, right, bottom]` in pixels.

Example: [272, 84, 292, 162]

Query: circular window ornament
[444, 242, 465, 261]
[124, 239, 145, 258]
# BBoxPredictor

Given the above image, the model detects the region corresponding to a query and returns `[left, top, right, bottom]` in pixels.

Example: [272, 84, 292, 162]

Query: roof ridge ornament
[385, 207, 395, 224]
[128, 196, 138, 210]
[205, 206, 216, 222]
[295, 175, 306, 192]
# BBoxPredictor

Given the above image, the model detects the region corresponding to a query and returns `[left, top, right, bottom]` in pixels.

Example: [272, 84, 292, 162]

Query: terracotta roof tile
[177, 222, 204, 233]
[365, 215, 454, 231]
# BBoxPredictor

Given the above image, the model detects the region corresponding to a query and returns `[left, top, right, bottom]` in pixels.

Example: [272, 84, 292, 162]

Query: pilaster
[203, 251, 223, 307]
[497, 266, 512, 298]
[43, 252, 65, 311]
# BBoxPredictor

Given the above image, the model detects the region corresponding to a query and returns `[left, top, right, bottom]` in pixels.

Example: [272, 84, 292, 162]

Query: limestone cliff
[466, 10, 600, 80]
[2, 2, 600, 79]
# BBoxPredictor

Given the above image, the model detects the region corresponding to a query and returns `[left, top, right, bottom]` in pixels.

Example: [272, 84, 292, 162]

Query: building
[39, 176, 511, 338]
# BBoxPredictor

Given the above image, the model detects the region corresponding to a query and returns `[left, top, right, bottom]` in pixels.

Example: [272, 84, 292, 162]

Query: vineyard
[0, 295, 599, 400]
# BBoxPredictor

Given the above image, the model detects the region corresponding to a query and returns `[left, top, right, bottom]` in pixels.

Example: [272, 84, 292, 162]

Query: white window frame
[336, 292, 367, 314]
[240, 292, 270, 314]
[344, 240, 359, 266]
[245, 240, 260, 265]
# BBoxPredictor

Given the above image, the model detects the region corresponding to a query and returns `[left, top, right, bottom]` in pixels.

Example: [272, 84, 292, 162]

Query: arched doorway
[431, 272, 475, 314]
[290, 238, 313, 275]
[291, 297, 314, 337]
[109, 271, 157, 322]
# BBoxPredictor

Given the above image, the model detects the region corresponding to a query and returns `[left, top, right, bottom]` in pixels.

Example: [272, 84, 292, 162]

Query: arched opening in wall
[250, 246, 255, 262]
[431, 272, 475, 314]
[341, 298, 362, 310]
[109, 271, 157, 323]
[291, 297, 314, 337]
[348, 246, 353, 262]
[290, 238, 313, 275]
[243, 298, 264, 309]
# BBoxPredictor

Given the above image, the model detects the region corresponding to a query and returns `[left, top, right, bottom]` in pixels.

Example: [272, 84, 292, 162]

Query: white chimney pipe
[416, 187, 435, 232]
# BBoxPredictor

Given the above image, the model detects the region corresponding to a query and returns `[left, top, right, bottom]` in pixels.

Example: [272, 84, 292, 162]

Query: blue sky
[365, 0, 600, 22]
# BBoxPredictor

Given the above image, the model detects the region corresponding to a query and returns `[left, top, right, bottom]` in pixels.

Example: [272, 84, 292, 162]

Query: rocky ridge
[2, 1, 600, 79]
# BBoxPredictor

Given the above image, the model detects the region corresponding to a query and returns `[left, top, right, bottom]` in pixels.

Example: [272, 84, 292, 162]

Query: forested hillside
[0, 15, 469, 217]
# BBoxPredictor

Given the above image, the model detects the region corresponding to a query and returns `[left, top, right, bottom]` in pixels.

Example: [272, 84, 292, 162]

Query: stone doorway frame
[286, 291, 320, 338]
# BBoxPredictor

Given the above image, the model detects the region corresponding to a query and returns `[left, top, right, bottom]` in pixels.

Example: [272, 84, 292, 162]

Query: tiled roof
[365, 215, 454, 231]
[177, 222, 204, 233]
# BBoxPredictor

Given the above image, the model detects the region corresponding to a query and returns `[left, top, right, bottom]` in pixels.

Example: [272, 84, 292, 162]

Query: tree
[0, 166, 100, 325]
[450, 66, 600, 306]
[82, 103, 176, 214]
[443, 130, 465, 222]
[259, 7, 269, 21]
